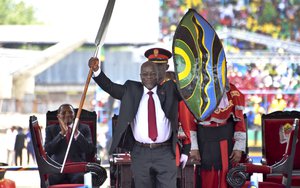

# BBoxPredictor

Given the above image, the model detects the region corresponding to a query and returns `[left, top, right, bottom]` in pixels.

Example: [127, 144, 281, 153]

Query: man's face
[140, 63, 158, 90]
[155, 63, 169, 83]
[59, 105, 75, 125]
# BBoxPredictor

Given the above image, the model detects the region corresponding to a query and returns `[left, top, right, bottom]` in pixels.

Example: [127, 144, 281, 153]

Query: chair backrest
[29, 115, 51, 188]
[282, 118, 299, 187]
[46, 109, 97, 162]
[261, 111, 300, 169]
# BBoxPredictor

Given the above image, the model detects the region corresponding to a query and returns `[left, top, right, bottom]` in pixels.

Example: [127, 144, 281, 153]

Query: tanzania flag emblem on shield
[172, 9, 228, 121]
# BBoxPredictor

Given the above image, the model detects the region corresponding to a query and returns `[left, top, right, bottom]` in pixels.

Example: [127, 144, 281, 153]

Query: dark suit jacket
[44, 123, 94, 163]
[14, 132, 26, 152]
[93, 71, 182, 155]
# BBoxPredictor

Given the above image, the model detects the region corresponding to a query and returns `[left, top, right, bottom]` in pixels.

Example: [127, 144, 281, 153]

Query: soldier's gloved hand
[180, 154, 188, 169]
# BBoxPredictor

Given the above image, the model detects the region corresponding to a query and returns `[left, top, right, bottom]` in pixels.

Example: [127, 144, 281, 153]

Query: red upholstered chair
[29, 115, 107, 188]
[261, 111, 300, 185]
[226, 118, 299, 188]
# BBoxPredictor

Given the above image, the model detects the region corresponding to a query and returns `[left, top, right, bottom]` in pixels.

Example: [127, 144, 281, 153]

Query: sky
[26, 0, 106, 27]
[24, 0, 161, 44]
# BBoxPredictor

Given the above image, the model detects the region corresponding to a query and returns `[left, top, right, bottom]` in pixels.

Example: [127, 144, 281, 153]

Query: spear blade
[94, 0, 116, 56]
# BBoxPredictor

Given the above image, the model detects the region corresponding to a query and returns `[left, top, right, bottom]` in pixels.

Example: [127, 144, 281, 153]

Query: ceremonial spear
[61, 0, 116, 172]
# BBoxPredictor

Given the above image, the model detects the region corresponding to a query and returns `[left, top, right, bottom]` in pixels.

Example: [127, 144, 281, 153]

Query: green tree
[0, 0, 39, 24]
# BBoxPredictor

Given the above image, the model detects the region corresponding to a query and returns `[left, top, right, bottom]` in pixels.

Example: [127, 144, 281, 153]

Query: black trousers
[131, 144, 177, 188]
[15, 149, 23, 166]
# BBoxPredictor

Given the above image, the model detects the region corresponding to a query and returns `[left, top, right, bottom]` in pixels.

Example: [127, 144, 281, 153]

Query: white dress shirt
[132, 86, 171, 143]
[93, 68, 171, 143]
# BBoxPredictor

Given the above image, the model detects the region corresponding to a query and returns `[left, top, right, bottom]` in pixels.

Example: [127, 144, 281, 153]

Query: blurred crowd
[228, 61, 300, 91]
[4, 126, 35, 166]
[159, 0, 300, 43]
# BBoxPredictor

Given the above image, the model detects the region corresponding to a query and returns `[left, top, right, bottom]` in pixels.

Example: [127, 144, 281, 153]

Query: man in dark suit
[14, 127, 26, 166]
[44, 104, 94, 185]
[88, 50, 182, 188]
[144, 48, 191, 169]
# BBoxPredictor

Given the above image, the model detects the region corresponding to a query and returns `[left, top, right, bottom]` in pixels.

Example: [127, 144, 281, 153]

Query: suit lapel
[157, 84, 166, 106]
[137, 83, 144, 101]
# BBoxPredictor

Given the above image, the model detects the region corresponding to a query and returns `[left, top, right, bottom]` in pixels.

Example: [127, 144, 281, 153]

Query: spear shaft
[61, 0, 116, 173]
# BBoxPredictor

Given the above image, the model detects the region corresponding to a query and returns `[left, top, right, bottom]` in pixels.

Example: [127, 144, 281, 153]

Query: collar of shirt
[67, 123, 73, 129]
[143, 86, 157, 95]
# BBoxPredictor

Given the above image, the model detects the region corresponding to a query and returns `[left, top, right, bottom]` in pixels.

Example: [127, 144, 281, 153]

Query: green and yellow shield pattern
[172, 9, 228, 120]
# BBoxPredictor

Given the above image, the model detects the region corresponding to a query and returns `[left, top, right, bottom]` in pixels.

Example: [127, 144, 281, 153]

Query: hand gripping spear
[61, 0, 116, 173]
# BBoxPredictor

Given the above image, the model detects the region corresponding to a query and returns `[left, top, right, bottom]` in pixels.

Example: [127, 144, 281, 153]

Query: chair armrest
[227, 164, 272, 187]
[62, 162, 88, 173]
[86, 163, 107, 187]
[243, 164, 272, 174]
[62, 162, 107, 187]
[226, 165, 249, 187]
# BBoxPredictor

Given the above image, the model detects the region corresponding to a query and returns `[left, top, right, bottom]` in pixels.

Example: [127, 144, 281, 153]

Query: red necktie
[65, 127, 72, 162]
[66, 127, 72, 143]
[148, 91, 158, 141]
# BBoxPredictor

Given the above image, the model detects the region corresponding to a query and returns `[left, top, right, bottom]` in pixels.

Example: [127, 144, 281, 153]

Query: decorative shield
[172, 9, 228, 121]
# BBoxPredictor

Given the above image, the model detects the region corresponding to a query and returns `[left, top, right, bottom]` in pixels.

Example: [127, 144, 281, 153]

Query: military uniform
[189, 83, 246, 188]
